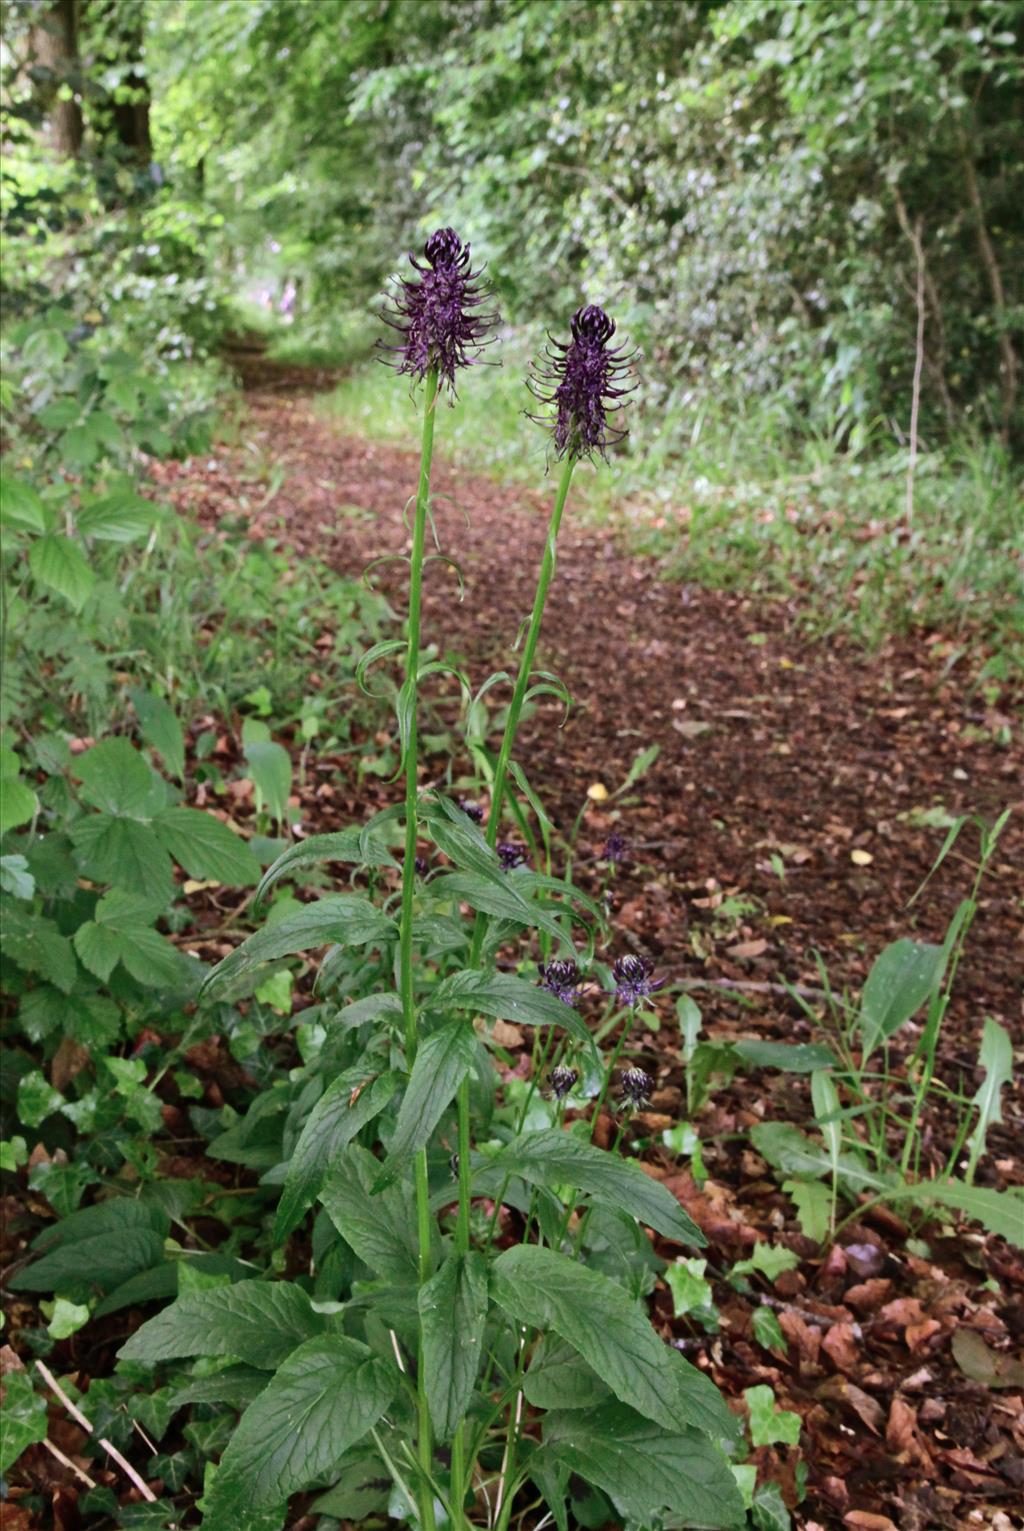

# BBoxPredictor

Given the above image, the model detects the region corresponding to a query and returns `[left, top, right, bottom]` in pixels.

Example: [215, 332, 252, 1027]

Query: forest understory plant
[101, 229, 747, 1531]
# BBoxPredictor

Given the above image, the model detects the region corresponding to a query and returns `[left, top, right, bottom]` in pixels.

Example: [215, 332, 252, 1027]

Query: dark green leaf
[382, 1020, 478, 1173]
[491, 1245, 723, 1434]
[542, 1402, 744, 1527]
[201, 1335, 398, 1524]
[201, 896, 395, 997]
[484, 1129, 704, 1246]
[733, 1041, 838, 1073]
[69, 814, 174, 903]
[419, 1251, 489, 1437]
[29, 535, 94, 610]
[130, 688, 185, 780]
[254, 827, 397, 910]
[274, 1069, 399, 1244]
[320, 1143, 422, 1282]
[118, 1280, 326, 1368]
[154, 807, 260, 886]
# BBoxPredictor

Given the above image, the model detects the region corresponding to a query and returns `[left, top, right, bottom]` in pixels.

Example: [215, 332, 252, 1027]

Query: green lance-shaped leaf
[199, 1335, 399, 1526]
[481, 1129, 704, 1245]
[523, 1336, 611, 1411]
[374, 1020, 478, 1186]
[491, 1245, 732, 1438]
[201, 895, 395, 997]
[966, 1018, 1013, 1177]
[858, 938, 945, 1061]
[541, 1401, 745, 1528]
[130, 687, 185, 780]
[118, 1280, 326, 1369]
[320, 1143, 424, 1282]
[273, 1069, 400, 1245]
[418, 1250, 489, 1438]
[884, 1181, 1024, 1248]
[254, 824, 398, 910]
[430, 870, 565, 942]
[430, 970, 600, 1074]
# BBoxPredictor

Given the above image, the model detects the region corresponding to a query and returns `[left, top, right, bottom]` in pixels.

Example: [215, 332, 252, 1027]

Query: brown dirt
[147, 370, 1024, 1530]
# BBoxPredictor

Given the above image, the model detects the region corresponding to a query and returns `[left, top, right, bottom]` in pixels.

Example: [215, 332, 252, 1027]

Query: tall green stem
[400, 369, 438, 1531]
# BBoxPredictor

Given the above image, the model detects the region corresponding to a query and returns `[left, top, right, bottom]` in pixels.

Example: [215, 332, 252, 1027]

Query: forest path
[151, 370, 1024, 1526]
[167, 372, 1023, 1057]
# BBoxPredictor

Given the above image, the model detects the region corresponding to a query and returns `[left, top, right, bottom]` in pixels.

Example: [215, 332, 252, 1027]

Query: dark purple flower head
[538, 958, 582, 1007]
[380, 227, 499, 395]
[528, 303, 637, 461]
[497, 841, 528, 870]
[601, 830, 630, 866]
[612, 954, 661, 1009]
[617, 1066, 653, 1111]
[459, 800, 484, 824]
[548, 1065, 579, 1100]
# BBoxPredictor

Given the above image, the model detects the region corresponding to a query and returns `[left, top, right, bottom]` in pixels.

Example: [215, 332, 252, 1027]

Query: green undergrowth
[320, 348, 1023, 677]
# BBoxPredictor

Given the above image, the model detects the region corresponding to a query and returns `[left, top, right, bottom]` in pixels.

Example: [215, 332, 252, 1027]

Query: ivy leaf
[200, 1336, 399, 1525]
[418, 1251, 489, 1438]
[0, 1371, 48, 1475]
[118, 1281, 326, 1369]
[744, 1384, 802, 1447]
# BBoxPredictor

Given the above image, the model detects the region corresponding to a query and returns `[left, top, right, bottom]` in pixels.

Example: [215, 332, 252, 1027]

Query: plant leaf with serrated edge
[118, 1281, 325, 1368]
[419, 1251, 488, 1437]
[431, 870, 565, 941]
[29, 534, 94, 610]
[523, 1337, 611, 1411]
[74, 737, 153, 816]
[482, 1129, 704, 1245]
[884, 1181, 1024, 1247]
[375, 1021, 477, 1184]
[541, 1402, 744, 1527]
[254, 826, 397, 910]
[200, 895, 394, 997]
[130, 688, 185, 780]
[69, 814, 174, 903]
[492, 1245, 730, 1436]
[430, 971, 599, 1070]
[153, 807, 260, 886]
[319, 1143, 423, 1282]
[274, 1069, 399, 1245]
[200, 1335, 398, 1525]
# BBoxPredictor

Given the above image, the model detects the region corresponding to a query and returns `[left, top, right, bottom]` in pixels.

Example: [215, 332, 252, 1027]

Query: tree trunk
[31, 0, 83, 158]
[961, 152, 1020, 439]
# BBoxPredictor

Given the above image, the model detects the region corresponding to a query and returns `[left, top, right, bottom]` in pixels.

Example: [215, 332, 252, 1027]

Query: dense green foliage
[142, 0, 1024, 449]
[1, 5, 1021, 1529]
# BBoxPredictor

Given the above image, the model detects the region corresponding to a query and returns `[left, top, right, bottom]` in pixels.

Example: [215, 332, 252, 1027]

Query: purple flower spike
[539, 958, 582, 1007]
[549, 1065, 578, 1100]
[601, 830, 630, 866]
[617, 1066, 653, 1111]
[497, 841, 528, 870]
[379, 227, 499, 395]
[612, 954, 661, 1009]
[529, 303, 637, 461]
